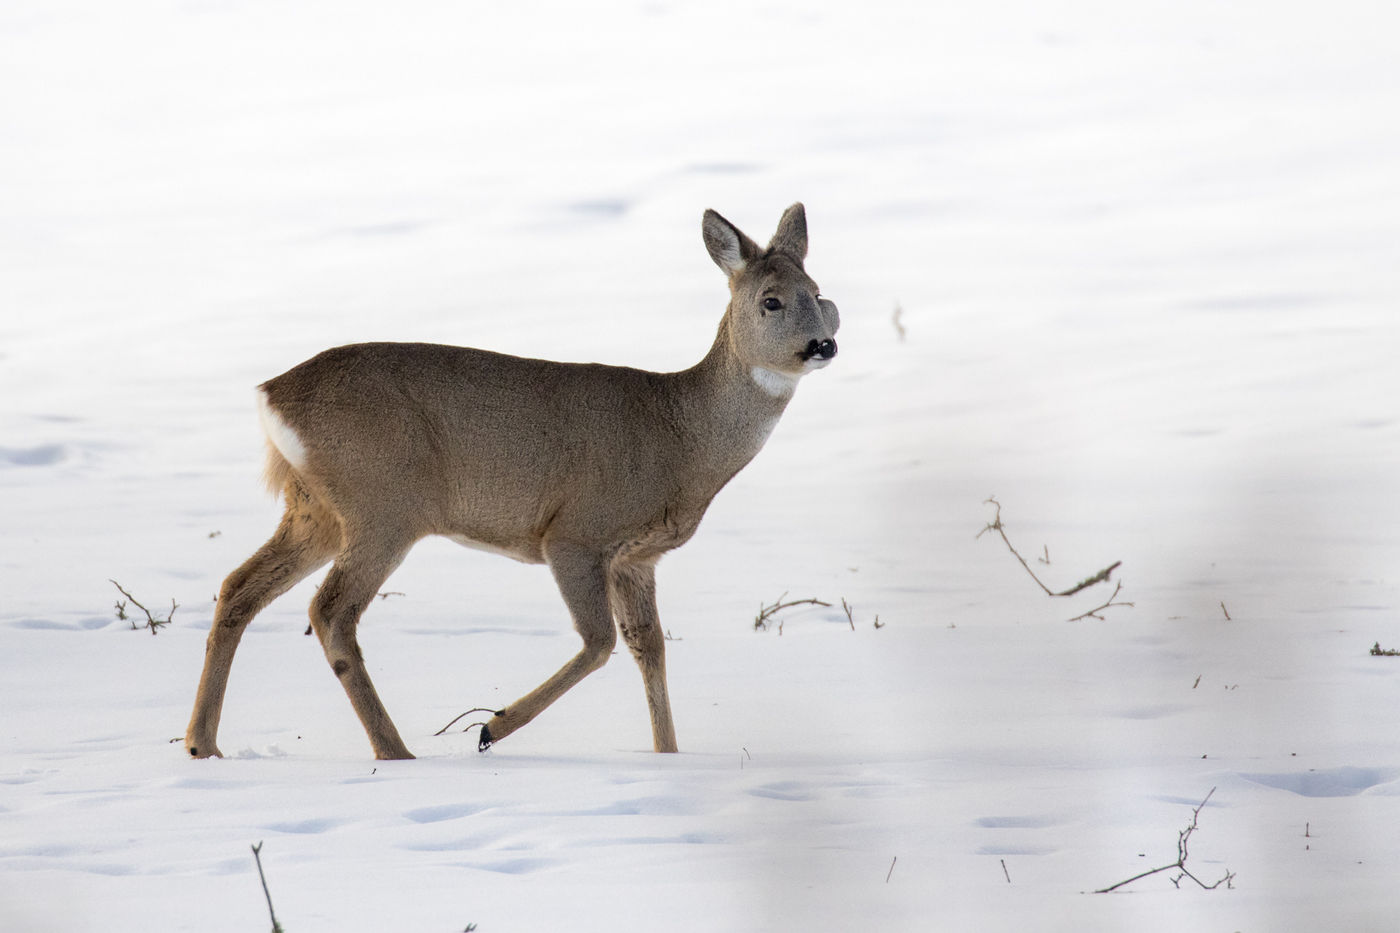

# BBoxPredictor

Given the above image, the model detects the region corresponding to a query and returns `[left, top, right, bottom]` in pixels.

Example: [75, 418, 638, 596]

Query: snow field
[3, 0, 1400, 930]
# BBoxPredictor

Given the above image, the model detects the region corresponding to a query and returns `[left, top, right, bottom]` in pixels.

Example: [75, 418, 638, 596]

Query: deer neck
[668, 315, 795, 480]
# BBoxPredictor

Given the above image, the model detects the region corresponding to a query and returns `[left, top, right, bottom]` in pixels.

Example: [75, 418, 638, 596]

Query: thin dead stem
[1066, 581, 1135, 622]
[434, 707, 504, 737]
[1094, 788, 1235, 894]
[754, 592, 831, 631]
[251, 841, 285, 933]
[109, 579, 176, 635]
[978, 498, 1131, 621]
[839, 597, 883, 630]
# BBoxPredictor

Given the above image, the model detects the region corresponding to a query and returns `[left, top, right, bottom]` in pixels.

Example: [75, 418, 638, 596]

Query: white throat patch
[750, 366, 799, 398]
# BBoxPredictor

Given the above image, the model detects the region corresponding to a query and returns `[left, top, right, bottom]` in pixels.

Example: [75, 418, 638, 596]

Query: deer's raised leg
[186, 496, 340, 758]
[609, 560, 677, 752]
[480, 541, 617, 750]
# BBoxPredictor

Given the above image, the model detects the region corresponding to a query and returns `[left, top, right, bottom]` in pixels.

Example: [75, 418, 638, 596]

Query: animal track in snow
[556, 795, 706, 817]
[975, 815, 1059, 856]
[1238, 766, 1399, 798]
[7, 616, 109, 631]
[0, 444, 67, 467]
[747, 781, 817, 802]
[403, 802, 494, 823]
[975, 815, 1057, 829]
[264, 817, 344, 834]
[471, 856, 557, 875]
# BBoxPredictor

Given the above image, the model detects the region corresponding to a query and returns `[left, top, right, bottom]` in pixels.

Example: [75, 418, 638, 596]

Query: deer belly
[444, 532, 543, 564]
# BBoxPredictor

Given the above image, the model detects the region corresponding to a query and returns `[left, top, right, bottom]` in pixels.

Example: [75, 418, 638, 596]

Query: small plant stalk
[109, 579, 176, 634]
[1094, 788, 1235, 893]
[753, 592, 831, 631]
[251, 841, 285, 933]
[978, 498, 1132, 621]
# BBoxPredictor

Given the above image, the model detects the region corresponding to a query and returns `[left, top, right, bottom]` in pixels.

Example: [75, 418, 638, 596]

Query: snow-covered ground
[3, 1, 1399, 929]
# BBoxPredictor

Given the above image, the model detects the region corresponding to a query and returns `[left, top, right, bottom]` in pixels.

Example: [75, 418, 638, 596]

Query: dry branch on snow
[753, 593, 831, 631]
[978, 498, 1133, 621]
[1094, 788, 1235, 894]
[109, 579, 176, 635]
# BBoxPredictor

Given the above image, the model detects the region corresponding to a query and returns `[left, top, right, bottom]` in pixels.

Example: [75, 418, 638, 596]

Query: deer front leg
[609, 560, 677, 752]
[480, 541, 617, 750]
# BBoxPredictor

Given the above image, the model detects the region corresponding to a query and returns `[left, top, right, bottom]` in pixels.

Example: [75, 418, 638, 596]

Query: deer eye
[761, 297, 782, 313]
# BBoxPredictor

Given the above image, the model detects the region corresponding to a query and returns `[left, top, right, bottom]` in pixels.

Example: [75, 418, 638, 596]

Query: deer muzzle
[801, 338, 838, 362]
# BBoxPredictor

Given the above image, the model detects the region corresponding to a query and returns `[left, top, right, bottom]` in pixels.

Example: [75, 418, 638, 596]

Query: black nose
[806, 338, 837, 361]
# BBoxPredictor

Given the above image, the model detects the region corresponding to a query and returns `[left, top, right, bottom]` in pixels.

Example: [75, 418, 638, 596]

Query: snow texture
[2, 1, 1398, 930]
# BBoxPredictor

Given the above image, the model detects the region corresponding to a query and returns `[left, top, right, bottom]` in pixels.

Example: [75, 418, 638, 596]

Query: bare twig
[885, 856, 898, 883]
[978, 498, 1130, 620]
[977, 499, 1054, 597]
[1094, 788, 1235, 894]
[1220, 601, 1231, 621]
[1057, 562, 1123, 598]
[1066, 582, 1135, 622]
[839, 597, 884, 630]
[434, 707, 503, 737]
[753, 592, 831, 631]
[109, 580, 176, 635]
[1001, 858, 1011, 883]
[251, 842, 285, 933]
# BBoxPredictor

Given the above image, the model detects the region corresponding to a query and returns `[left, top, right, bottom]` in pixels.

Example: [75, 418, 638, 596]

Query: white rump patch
[256, 389, 308, 470]
[750, 366, 799, 398]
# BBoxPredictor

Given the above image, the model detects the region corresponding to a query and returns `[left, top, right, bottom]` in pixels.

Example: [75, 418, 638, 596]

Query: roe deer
[184, 203, 839, 760]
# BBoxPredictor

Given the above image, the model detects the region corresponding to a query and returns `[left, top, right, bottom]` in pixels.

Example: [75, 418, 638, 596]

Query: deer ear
[703, 209, 761, 277]
[767, 202, 807, 263]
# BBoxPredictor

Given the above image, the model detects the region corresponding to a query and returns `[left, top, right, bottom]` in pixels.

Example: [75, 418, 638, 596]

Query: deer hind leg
[185, 489, 341, 759]
[609, 560, 678, 752]
[308, 533, 416, 760]
[479, 541, 617, 750]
